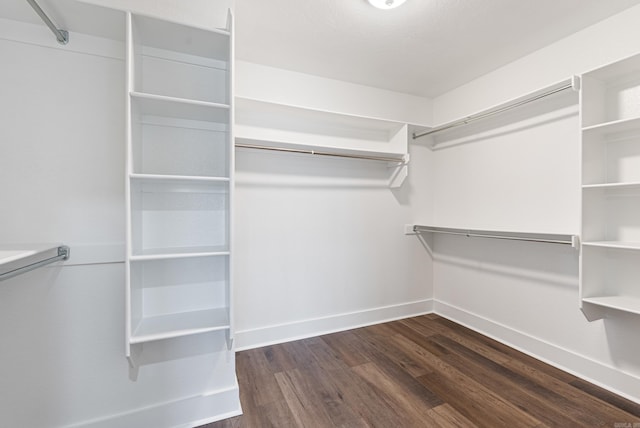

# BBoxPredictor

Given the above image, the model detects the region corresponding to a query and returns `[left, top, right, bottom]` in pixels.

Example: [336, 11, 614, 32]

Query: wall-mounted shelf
[580, 52, 640, 320]
[582, 296, 640, 316]
[0, 244, 70, 281]
[235, 96, 409, 187]
[130, 307, 230, 344]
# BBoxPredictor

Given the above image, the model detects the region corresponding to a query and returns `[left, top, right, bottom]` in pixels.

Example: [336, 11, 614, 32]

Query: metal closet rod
[235, 142, 406, 163]
[412, 225, 578, 247]
[26, 0, 69, 45]
[0, 246, 70, 282]
[413, 79, 576, 139]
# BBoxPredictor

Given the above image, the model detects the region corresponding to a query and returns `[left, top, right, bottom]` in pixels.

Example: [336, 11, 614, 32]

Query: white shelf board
[582, 181, 640, 190]
[130, 246, 229, 261]
[582, 296, 640, 315]
[235, 96, 406, 132]
[581, 115, 640, 135]
[130, 173, 230, 183]
[582, 241, 640, 250]
[582, 52, 640, 82]
[235, 96, 408, 156]
[0, 243, 63, 275]
[131, 91, 230, 123]
[130, 307, 229, 344]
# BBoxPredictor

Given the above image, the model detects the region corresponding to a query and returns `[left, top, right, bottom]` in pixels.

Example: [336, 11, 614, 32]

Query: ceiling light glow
[367, 0, 407, 10]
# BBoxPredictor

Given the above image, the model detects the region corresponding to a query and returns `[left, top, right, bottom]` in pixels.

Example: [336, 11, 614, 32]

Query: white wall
[0, 15, 239, 428]
[236, 61, 433, 127]
[425, 4, 640, 403]
[233, 64, 434, 349]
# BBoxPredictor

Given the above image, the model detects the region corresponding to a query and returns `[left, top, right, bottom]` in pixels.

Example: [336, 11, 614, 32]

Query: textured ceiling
[235, 0, 640, 98]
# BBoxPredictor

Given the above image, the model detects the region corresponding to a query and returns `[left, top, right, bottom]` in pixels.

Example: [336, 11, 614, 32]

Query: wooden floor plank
[351, 362, 444, 427]
[274, 368, 336, 427]
[202, 315, 640, 428]
[426, 333, 596, 427]
[569, 378, 640, 418]
[428, 403, 479, 428]
[320, 330, 371, 367]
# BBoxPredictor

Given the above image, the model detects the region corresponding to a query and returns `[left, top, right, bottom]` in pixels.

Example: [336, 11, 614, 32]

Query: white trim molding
[235, 299, 434, 351]
[434, 299, 640, 405]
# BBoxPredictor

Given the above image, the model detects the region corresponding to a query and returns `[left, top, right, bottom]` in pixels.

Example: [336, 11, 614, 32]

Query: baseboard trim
[64, 383, 241, 428]
[434, 299, 640, 405]
[235, 299, 434, 351]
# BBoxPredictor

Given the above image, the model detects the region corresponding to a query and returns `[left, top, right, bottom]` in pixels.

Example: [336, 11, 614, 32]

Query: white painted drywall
[433, 4, 640, 124]
[426, 3, 640, 403]
[0, 18, 239, 428]
[236, 61, 433, 127]
[232, 64, 435, 349]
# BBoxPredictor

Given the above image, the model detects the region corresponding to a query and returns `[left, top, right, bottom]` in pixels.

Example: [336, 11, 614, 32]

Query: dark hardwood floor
[204, 314, 640, 427]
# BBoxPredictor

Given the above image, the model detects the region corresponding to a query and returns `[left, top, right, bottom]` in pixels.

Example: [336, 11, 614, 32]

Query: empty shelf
[0, 244, 70, 281]
[582, 296, 640, 315]
[130, 307, 229, 344]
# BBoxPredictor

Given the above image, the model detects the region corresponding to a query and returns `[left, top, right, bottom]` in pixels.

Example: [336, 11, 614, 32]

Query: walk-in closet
[2, 0, 640, 426]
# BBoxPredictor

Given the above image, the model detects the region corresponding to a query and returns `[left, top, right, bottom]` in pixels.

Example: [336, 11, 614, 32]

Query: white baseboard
[65, 384, 241, 428]
[235, 299, 434, 351]
[434, 299, 640, 405]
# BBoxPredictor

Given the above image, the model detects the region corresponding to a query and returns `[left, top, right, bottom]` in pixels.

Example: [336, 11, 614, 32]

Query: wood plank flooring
[203, 315, 640, 427]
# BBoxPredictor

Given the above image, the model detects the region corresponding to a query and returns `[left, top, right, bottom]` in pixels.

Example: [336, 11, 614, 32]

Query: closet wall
[232, 61, 435, 349]
[425, 3, 640, 403]
[0, 1, 239, 427]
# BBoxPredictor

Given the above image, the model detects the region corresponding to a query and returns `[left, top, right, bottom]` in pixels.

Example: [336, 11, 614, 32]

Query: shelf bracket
[388, 153, 410, 189]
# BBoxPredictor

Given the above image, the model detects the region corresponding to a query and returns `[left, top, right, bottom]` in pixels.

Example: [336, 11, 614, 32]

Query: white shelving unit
[234, 96, 409, 187]
[580, 52, 640, 320]
[125, 11, 234, 359]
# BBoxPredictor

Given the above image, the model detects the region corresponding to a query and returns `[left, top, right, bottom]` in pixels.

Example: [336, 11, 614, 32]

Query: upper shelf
[131, 92, 230, 124]
[0, 244, 70, 281]
[581, 53, 640, 128]
[235, 96, 408, 157]
[131, 13, 229, 62]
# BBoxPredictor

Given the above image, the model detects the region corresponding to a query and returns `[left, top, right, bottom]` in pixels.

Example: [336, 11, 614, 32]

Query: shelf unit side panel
[125, 11, 135, 355]
[581, 132, 607, 185]
[581, 75, 607, 128]
[227, 8, 235, 343]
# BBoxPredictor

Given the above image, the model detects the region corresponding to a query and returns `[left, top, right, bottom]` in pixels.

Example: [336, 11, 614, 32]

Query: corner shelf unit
[125, 11, 234, 358]
[580, 52, 640, 320]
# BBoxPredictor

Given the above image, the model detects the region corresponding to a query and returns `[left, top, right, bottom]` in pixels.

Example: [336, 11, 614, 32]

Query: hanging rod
[235, 142, 407, 163]
[411, 225, 579, 248]
[413, 77, 579, 139]
[26, 0, 69, 45]
[0, 246, 70, 282]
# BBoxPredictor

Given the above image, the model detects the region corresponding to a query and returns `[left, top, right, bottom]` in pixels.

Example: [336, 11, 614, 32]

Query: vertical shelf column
[579, 53, 640, 320]
[124, 11, 234, 360]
